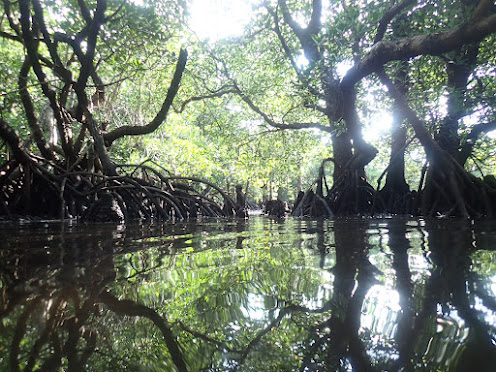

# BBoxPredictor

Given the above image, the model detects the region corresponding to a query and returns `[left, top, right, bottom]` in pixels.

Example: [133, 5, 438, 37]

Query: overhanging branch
[175, 85, 238, 113]
[343, 12, 496, 88]
[374, 0, 417, 43]
[103, 48, 188, 145]
[235, 84, 332, 133]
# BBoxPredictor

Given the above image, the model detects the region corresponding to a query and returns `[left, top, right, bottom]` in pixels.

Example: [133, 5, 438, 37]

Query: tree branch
[469, 0, 496, 23]
[17, 58, 55, 161]
[104, 48, 188, 145]
[278, 0, 304, 36]
[32, 0, 71, 82]
[308, 0, 322, 35]
[18, 0, 75, 161]
[460, 120, 496, 161]
[175, 86, 238, 113]
[279, 0, 322, 63]
[0, 118, 32, 165]
[234, 83, 332, 133]
[343, 12, 496, 88]
[374, 0, 417, 43]
[376, 67, 440, 156]
[75, 0, 107, 91]
[0, 30, 21, 41]
[266, 5, 323, 99]
[468, 120, 496, 140]
[3, 0, 21, 37]
[77, 0, 93, 23]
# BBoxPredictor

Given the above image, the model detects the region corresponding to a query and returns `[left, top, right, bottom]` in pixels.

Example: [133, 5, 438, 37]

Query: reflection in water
[1, 218, 496, 371]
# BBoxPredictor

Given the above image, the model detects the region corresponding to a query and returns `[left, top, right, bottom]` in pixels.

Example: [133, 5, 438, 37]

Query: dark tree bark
[378, 15, 412, 212]
[331, 132, 353, 181]
[378, 67, 495, 218]
[437, 44, 479, 164]
[103, 49, 188, 147]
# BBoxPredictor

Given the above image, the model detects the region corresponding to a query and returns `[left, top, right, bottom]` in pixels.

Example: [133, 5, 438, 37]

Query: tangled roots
[0, 159, 235, 222]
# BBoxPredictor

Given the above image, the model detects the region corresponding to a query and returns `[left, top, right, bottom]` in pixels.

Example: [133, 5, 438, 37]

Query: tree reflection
[389, 219, 415, 372]
[0, 223, 189, 371]
[2, 252, 117, 371]
[2, 218, 496, 371]
[297, 219, 378, 372]
[421, 220, 496, 372]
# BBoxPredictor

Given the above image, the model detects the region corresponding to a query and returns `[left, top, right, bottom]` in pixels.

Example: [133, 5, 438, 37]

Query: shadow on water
[1, 217, 496, 371]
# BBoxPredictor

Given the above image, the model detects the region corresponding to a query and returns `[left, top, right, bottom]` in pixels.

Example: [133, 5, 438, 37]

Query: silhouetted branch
[104, 48, 188, 146]
[234, 83, 333, 133]
[374, 0, 417, 43]
[343, 11, 496, 88]
[175, 85, 238, 113]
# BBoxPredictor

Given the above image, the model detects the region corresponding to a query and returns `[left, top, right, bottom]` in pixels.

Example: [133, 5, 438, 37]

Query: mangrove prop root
[291, 154, 496, 218]
[0, 158, 236, 221]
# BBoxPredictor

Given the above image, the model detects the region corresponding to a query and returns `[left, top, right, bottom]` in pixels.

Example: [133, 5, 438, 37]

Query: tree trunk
[331, 132, 353, 181]
[379, 61, 410, 212]
[340, 85, 378, 176]
[378, 67, 495, 218]
[436, 44, 479, 164]
[382, 112, 409, 195]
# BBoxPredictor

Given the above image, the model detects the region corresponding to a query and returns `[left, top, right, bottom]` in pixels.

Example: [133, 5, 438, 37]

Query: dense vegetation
[1, 0, 496, 219]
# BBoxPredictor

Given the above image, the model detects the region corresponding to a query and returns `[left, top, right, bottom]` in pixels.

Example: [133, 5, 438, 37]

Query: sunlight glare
[336, 60, 353, 78]
[296, 54, 309, 68]
[363, 111, 393, 141]
[189, 0, 254, 41]
[360, 285, 401, 338]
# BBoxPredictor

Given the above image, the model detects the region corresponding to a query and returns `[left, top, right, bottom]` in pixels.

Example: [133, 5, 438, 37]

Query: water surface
[1, 217, 496, 371]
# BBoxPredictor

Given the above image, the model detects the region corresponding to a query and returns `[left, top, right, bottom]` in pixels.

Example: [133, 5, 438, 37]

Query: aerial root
[421, 157, 496, 218]
[292, 169, 376, 217]
[291, 153, 496, 218]
[0, 158, 235, 221]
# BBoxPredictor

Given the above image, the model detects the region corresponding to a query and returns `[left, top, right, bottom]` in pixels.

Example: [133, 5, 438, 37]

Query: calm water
[1, 217, 496, 371]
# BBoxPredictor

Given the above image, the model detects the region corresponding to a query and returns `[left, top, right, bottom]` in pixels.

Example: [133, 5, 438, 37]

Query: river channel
[1, 217, 496, 371]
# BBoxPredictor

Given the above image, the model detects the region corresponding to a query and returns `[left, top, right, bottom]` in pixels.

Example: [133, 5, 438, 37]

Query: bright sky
[189, 0, 255, 41]
[187, 0, 404, 143]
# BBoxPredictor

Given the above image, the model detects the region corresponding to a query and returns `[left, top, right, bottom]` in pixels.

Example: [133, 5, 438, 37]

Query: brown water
[1, 217, 496, 371]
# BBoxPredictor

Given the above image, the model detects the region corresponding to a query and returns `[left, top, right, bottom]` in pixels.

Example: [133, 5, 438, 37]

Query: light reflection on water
[1, 217, 496, 371]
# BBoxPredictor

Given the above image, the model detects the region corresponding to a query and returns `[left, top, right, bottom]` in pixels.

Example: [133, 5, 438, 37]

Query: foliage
[1, 0, 496, 218]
